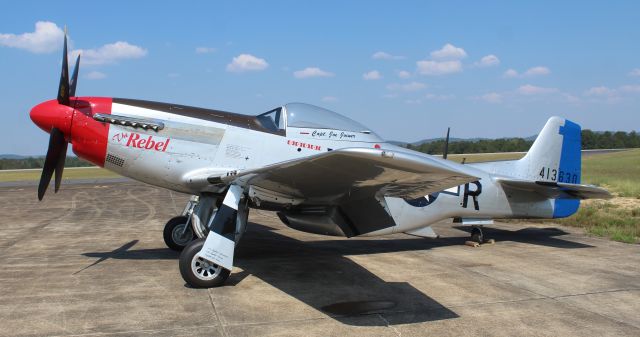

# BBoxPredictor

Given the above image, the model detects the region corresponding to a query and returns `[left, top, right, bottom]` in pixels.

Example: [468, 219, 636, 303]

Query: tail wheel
[179, 239, 230, 288]
[470, 226, 484, 244]
[163, 216, 196, 251]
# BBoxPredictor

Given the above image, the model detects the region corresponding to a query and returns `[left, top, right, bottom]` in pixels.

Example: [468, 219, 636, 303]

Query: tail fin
[518, 116, 582, 217]
[520, 116, 581, 184]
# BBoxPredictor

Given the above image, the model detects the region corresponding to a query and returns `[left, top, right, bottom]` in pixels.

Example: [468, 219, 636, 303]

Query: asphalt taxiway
[0, 181, 638, 336]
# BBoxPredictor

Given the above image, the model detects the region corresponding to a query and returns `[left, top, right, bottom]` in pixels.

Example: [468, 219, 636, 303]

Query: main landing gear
[179, 238, 230, 288]
[163, 215, 195, 251]
[163, 196, 200, 251]
[179, 187, 249, 288]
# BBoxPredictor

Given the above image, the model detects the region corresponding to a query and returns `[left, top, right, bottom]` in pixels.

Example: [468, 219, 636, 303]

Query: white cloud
[583, 86, 622, 103]
[517, 84, 557, 95]
[404, 99, 422, 105]
[226, 54, 269, 72]
[362, 70, 382, 80]
[372, 51, 404, 60]
[476, 54, 500, 67]
[195, 47, 216, 54]
[0, 21, 64, 54]
[387, 81, 427, 92]
[481, 92, 502, 103]
[629, 68, 640, 77]
[425, 93, 455, 101]
[523, 66, 550, 77]
[503, 69, 519, 78]
[584, 86, 615, 96]
[321, 96, 338, 102]
[430, 43, 467, 60]
[397, 70, 411, 79]
[563, 93, 581, 104]
[620, 85, 640, 93]
[416, 60, 462, 76]
[293, 67, 334, 79]
[72, 41, 147, 65]
[504, 66, 550, 78]
[86, 71, 106, 80]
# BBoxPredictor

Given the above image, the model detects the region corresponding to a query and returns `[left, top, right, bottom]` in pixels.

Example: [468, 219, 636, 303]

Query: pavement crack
[208, 289, 229, 337]
[551, 288, 640, 299]
[377, 314, 401, 336]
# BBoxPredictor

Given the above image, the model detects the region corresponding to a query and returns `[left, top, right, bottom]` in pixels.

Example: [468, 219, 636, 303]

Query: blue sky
[1, 1, 639, 155]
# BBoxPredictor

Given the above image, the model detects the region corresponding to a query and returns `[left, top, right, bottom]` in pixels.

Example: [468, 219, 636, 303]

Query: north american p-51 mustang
[30, 32, 611, 287]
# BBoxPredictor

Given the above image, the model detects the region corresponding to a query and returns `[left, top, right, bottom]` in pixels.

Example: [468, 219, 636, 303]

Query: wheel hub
[191, 255, 222, 280]
[172, 224, 193, 246]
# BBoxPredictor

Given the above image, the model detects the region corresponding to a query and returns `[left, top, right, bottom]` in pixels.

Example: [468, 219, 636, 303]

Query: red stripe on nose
[70, 97, 112, 167]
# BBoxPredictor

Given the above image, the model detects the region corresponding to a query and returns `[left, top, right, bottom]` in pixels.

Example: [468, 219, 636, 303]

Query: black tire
[163, 215, 196, 251]
[470, 226, 484, 244]
[179, 239, 231, 288]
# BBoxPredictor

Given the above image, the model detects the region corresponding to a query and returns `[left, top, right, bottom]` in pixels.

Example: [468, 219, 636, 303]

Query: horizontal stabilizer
[497, 178, 612, 200]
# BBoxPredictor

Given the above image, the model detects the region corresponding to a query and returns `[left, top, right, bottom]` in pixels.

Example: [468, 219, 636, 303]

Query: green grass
[581, 149, 640, 198]
[552, 149, 640, 243]
[557, 201, 640, 244]
[0, 167, 120, 182]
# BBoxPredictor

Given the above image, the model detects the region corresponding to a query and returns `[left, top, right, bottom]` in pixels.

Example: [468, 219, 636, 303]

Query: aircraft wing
[218, 148, 479, 201]
[209, 148, 479, 235]
[497, 178, 612, 199]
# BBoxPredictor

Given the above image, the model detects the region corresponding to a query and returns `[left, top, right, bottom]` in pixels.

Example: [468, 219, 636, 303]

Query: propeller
[37, 28, 80, 200]
[443, 127, 450, 160]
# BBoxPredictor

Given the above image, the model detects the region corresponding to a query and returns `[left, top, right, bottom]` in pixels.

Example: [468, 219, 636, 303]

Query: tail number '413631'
[539, 167, 578, 183]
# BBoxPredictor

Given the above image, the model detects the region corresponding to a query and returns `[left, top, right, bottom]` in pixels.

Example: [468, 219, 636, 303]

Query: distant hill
[391, 135, 537, 146]
[0, 154, 30, 160]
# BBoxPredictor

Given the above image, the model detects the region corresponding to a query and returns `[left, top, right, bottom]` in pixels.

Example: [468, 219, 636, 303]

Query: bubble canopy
[284, 103, 372, 133]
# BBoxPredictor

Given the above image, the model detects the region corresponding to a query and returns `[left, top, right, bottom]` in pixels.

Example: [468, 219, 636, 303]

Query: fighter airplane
[30, 32, 611, 288]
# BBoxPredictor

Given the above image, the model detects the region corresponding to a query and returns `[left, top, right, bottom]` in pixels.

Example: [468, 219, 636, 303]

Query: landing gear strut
[179, 187, 249, 288]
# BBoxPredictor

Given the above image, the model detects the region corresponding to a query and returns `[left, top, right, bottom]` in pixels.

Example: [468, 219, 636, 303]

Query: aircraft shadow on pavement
[80, 222, 591, 326]
[451, 225, 594, 249]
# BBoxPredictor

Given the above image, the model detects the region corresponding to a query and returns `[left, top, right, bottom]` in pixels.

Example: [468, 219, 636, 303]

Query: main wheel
[470, 226, 484, 244]
[179, 238, 230, 288]
[163, 216, 196, 251]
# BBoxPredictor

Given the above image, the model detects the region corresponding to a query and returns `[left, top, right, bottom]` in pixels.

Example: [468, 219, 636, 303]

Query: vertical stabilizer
[518, 116, 582, 217]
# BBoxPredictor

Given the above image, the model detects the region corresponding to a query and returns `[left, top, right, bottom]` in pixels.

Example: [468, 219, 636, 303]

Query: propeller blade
[38, 128, 66, 200]
[443, 127, 450, 160]
[57, 28, 70, 106]
[69, 54, 80, 97]
[54, 140, 68, 193]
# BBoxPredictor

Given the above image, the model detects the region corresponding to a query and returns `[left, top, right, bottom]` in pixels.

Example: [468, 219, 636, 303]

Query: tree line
[0, 156, 94, 170]
[407, 130, 639, 155]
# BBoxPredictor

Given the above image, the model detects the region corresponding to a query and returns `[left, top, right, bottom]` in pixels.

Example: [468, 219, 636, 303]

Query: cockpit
[256, 103, 379, 139]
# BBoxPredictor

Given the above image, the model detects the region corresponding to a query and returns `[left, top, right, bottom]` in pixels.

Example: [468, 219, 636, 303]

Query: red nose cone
[30, 100, 74, 136]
